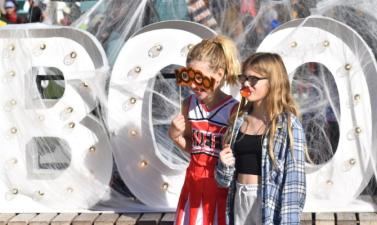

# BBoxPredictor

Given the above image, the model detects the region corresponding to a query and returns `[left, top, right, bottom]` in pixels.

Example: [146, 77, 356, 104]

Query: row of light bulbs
[292, 38, 364, 186]
[121, 42, 172, 192]
[2, 40, 106, 203]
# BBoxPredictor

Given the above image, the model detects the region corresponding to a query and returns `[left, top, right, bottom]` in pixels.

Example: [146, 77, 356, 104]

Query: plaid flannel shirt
[215, 113, 307, 225]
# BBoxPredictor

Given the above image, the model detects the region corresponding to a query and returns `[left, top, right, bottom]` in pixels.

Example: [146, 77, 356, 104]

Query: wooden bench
[1, 212, 377, 225]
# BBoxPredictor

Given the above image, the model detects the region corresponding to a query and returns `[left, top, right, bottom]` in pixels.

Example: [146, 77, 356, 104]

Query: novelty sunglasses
[175, 67, 215, 91]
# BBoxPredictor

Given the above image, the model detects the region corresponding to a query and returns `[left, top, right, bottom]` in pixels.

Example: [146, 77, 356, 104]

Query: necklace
[254, 121, 266, 135]
[244, 115, 267, 135]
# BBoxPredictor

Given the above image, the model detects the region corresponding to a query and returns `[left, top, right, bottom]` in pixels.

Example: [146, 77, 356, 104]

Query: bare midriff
[237, 173, 261, 184]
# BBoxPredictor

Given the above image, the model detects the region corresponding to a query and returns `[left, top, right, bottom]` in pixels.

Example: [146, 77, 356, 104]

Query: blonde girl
[169, 35, 241, 225]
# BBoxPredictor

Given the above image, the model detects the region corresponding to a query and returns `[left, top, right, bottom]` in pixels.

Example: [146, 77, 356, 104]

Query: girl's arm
[168, 98, 192, 153]
[281, 119, 307, 224]
[215, 108, 241, 187]
[215, 145, 236, 188]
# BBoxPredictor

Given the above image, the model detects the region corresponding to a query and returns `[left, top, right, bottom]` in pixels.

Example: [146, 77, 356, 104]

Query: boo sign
[0, 18, 377, 212]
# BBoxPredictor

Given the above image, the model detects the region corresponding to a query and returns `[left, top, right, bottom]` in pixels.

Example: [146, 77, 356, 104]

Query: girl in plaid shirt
[215, 52, 307, 225]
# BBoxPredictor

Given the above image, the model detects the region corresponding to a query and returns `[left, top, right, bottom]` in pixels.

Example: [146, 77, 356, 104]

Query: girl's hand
[169, 114, 186, 141]
[219, 145, 235, 167]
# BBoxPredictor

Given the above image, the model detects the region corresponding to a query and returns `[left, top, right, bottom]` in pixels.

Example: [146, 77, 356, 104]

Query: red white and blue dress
[175, 94, 238, 225]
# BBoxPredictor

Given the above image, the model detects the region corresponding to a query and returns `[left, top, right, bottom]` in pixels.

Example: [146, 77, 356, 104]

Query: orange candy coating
[240, 86, 251, 97]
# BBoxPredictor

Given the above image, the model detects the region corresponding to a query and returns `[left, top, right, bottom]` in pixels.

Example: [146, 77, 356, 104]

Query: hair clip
[175, 67, 215, 91]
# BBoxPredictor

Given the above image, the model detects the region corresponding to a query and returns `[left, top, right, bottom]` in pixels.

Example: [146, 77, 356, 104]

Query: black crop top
[234, 131, 262, 176]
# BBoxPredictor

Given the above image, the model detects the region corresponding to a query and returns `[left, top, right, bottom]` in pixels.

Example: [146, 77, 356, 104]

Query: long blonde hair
[186, 35, 241, 86]
[237, 52, 299, 164]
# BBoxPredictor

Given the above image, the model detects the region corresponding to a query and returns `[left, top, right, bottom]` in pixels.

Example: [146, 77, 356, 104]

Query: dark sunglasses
[237, 74, 268, 86]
